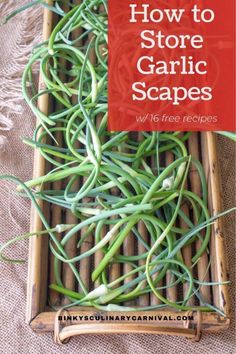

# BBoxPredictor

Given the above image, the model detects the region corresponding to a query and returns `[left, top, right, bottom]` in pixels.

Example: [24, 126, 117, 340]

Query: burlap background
[0, 2, 235, 353]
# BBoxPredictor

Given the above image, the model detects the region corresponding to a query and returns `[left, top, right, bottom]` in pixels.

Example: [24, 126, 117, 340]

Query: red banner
[108, 0, 235, 131]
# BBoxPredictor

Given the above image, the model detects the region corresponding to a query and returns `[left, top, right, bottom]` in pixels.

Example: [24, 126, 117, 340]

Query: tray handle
[54, 309, 202, 344]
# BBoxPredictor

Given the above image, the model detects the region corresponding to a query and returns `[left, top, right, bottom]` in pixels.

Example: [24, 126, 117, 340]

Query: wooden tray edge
[25, 3, 231, 334]
[29, 310, 230, 335]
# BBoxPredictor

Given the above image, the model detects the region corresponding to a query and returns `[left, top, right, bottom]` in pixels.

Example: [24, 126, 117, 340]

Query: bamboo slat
[150, 155, 162, 306]
[78, 32, 96, 294]
[137, 133, 149, 306]
[165, 151, 177, 303]
[201, 132, 230, 316]
[138, 220, 149, 306]
[92, 3, 108, 290]
[123, 134, 136, 306]
[181, 201, 195, 306]
[49, 5, 71, 306]
[26, 2, 54, 323]
[61, 0, 82, 304]
[188, 133, 211, 304]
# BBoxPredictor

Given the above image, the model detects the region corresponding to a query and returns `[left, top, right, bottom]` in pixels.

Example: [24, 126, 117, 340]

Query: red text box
[108, 0, 235, 131]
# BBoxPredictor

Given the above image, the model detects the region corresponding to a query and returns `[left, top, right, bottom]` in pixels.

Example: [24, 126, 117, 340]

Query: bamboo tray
[26, 5, 230, 343]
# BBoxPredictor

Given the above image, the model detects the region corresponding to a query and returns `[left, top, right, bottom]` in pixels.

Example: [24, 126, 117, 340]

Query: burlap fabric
[0, 2, 235, 353]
